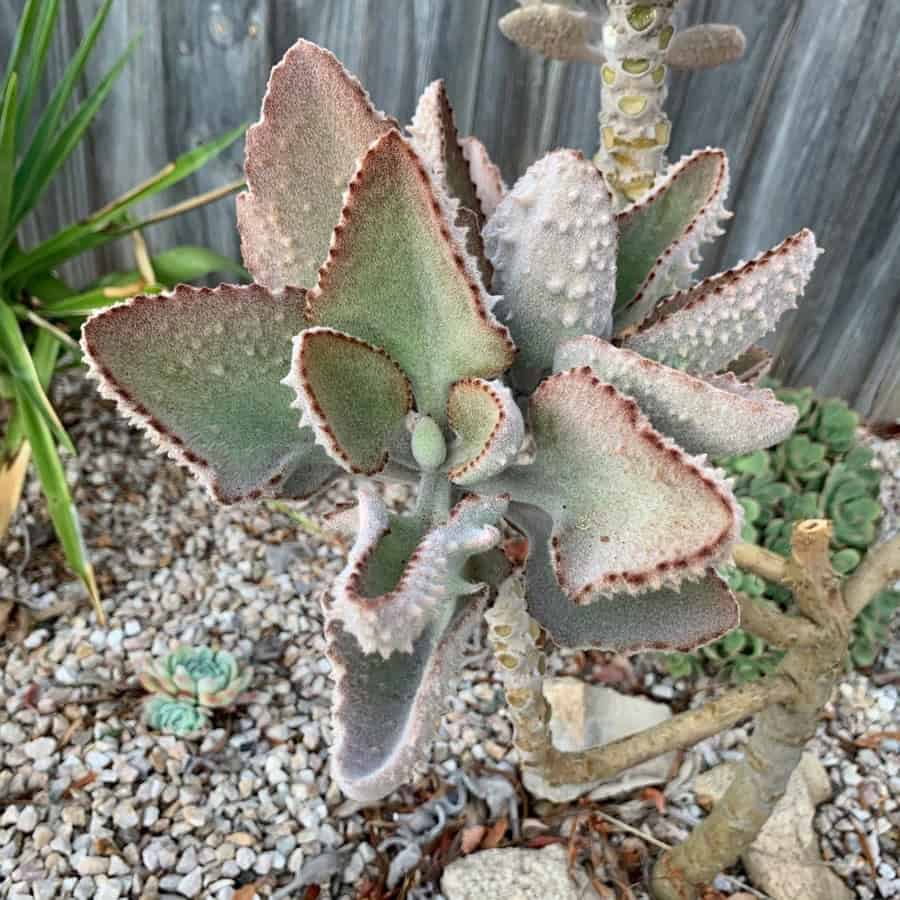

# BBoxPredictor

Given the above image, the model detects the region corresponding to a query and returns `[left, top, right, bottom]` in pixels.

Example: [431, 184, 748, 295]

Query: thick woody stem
[844, 533, 900, 619]
[650, 520, 848, 900]
[596, 1, 677, 206]
[735, 592, 819, 649]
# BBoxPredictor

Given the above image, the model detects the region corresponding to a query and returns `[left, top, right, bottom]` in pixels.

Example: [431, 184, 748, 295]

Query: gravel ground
[0, 373, 897, 900]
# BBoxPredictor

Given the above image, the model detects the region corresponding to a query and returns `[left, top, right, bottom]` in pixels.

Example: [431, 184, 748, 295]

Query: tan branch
[844, 533, 900, 619]
[733, 542, 789, 584]
[735, 592, 819, 649]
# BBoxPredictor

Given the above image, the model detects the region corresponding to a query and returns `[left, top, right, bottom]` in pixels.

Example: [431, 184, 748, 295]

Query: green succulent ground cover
[667, 383, 898, 682]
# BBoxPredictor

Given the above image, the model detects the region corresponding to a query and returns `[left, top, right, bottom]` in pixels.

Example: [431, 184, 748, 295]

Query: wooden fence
[2, 0, 898, 419]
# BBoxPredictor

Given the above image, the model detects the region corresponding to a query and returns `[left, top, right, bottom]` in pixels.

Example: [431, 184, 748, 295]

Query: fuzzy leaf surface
[555, 337, 798, 455]
[82, 284, 338, 503]
[460, 136, 506, 218]
[306, 130, 514, 420]
[482, 368, 739, 599]
[508, 503, 738, 651]
[409, 80, 491, 283]
[328, 587, 487, 802]
[330, 488, 507, 658]
[624, 229, 821, 373]
[237, 39, 393, 290]
[285, 327, 412, 475]
[447, 378, 524, 485]
[485, 149, 617, 369]
[614, 149, 730, 331]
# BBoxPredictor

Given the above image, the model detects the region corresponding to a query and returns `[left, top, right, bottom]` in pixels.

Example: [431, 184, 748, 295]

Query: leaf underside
[447, 377, 525, 485]
[237, 38, 393, 291]
[306, 129, 514, 421]
[614, 149, 730, 332]
[624, 229, 821, 374]
[81, 284, 338, 503]
[555, 336, 798, 456]
[485, 149, 617, 369]
[482, 368, 739, 599]
[460, 136, 506, 219]
[508, 502, 739, 652]
[328, 587, 487, 803]
[287, 327, 412, 475]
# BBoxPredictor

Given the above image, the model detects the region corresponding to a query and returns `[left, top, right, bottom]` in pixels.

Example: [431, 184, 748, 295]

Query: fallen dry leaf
[480, 817, 508, 850]
[855, 731, 900, 749]
[641, 786, 667, 815]
[461, 825, 486, 855]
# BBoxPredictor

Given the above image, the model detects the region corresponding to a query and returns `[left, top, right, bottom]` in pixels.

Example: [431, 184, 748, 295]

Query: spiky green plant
[0, 0, 246, 623]
[82, 39, 820, 802]
[667, 385, 896, 681]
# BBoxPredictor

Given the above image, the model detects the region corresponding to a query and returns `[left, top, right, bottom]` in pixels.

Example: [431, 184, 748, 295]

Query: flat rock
[523, 677, 674, 802]
[441, 843, 598, 900]
[693, 752, 852, 900]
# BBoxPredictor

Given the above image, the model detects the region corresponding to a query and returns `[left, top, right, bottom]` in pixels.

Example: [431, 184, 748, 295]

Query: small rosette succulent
[84, 40, 820, 801]
[140, 646, 252, 709]
[143, 695, 211, 739]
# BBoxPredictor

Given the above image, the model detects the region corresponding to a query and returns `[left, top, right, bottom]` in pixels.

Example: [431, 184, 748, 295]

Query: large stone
[523, 676, 675, 802]
[441, 843, 598, 900]
[693, 752, 852, 900]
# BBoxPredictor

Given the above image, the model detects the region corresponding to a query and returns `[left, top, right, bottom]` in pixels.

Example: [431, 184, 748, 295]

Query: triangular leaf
[285, 327, 412, 475]
[508, 502, 739, 652]
[460, 136, 506, 219]
[237, 39, 394, 290]
[481, 368, 739, 599]
[447, 377, 524, 485]
[485, 149, 617, 369]
[555, 336, 798, 456]
[409, 80, 492, 284]
[614, 149, 731, 331]
[624, 229, 821, 374]
[328, 587, 487, 802]
[306, 129, 515, 420]
[330, 488, 507, 657]
[82, 284, 339, 503]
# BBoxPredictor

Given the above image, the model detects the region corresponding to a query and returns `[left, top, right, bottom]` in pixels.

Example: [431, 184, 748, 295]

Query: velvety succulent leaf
[484, 149, 617, 369]
[237, 38, 393, 291]
[284, 327, 413, 475]
[460, 136, 506, 219]
[725, 345, 774, 383]
[624, 229, 821, 374]
[555, 336, 798, 456]
[666, 24, 746, 70]
[446, 378, 525, 485]
[330, 487, 507, 658]
[327, 587, 487, 802]
[498, 3, 605, 64]
[482, 368, 740, 599]
[306, 130, 514, 420]
[613, 149, 731, 332]
[81, 284, 339, 503]
[507, 502, 738, 651]
[409, 80, 491, 284]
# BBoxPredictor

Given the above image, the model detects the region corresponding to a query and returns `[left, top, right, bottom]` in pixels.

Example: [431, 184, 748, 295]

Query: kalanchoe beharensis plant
[81, 39, 820, 802]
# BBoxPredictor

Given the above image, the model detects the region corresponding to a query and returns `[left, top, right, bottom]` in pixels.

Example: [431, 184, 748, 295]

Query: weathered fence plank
[1, 0, 897, 419]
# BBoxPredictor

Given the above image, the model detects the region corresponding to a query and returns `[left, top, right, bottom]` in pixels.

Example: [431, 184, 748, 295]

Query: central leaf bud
[411, 415, 447, 470]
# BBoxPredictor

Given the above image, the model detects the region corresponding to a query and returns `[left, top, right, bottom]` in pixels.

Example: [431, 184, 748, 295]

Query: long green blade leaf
[0, 75, 19, 243]
[9, 38, 138, 234]
[0, 299, 74, 454]
[12, 0, 114, 223]
[1, 0, 40, 108]
[15, 0, 60, 148]
[3, 124, 246, 283]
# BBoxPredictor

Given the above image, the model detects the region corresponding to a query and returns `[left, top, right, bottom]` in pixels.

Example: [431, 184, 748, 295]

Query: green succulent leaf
[507, 502, 739, 651]
[446, 377, 525, 485]
[143, 695, 210, 738]
[409, 80, 491, 284]
[306, 130, 515, 421]
[285, 327, 413, 475]
[484, 149, 617, 369]
[327, 585, 487, 803]
[614, 149, 730, 330]
[237, 38, 393, 291]
[330, 488, 507, 658]
[81, 283, 339, 503]
[624, 230, 820, 374]
[555, 337, 798, 456]
[483, 368, 739, 599]
[814, 399, 858, 453]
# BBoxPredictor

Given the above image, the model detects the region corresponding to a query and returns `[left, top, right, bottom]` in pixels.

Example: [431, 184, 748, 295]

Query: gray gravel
[0, 372, 897, 899]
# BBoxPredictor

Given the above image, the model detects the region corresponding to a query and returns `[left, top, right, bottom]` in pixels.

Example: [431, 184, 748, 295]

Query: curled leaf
[460, 136, 506, 219]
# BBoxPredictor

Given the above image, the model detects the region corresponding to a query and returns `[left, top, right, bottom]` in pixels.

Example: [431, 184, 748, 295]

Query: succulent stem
[596, 1, 677, 206]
